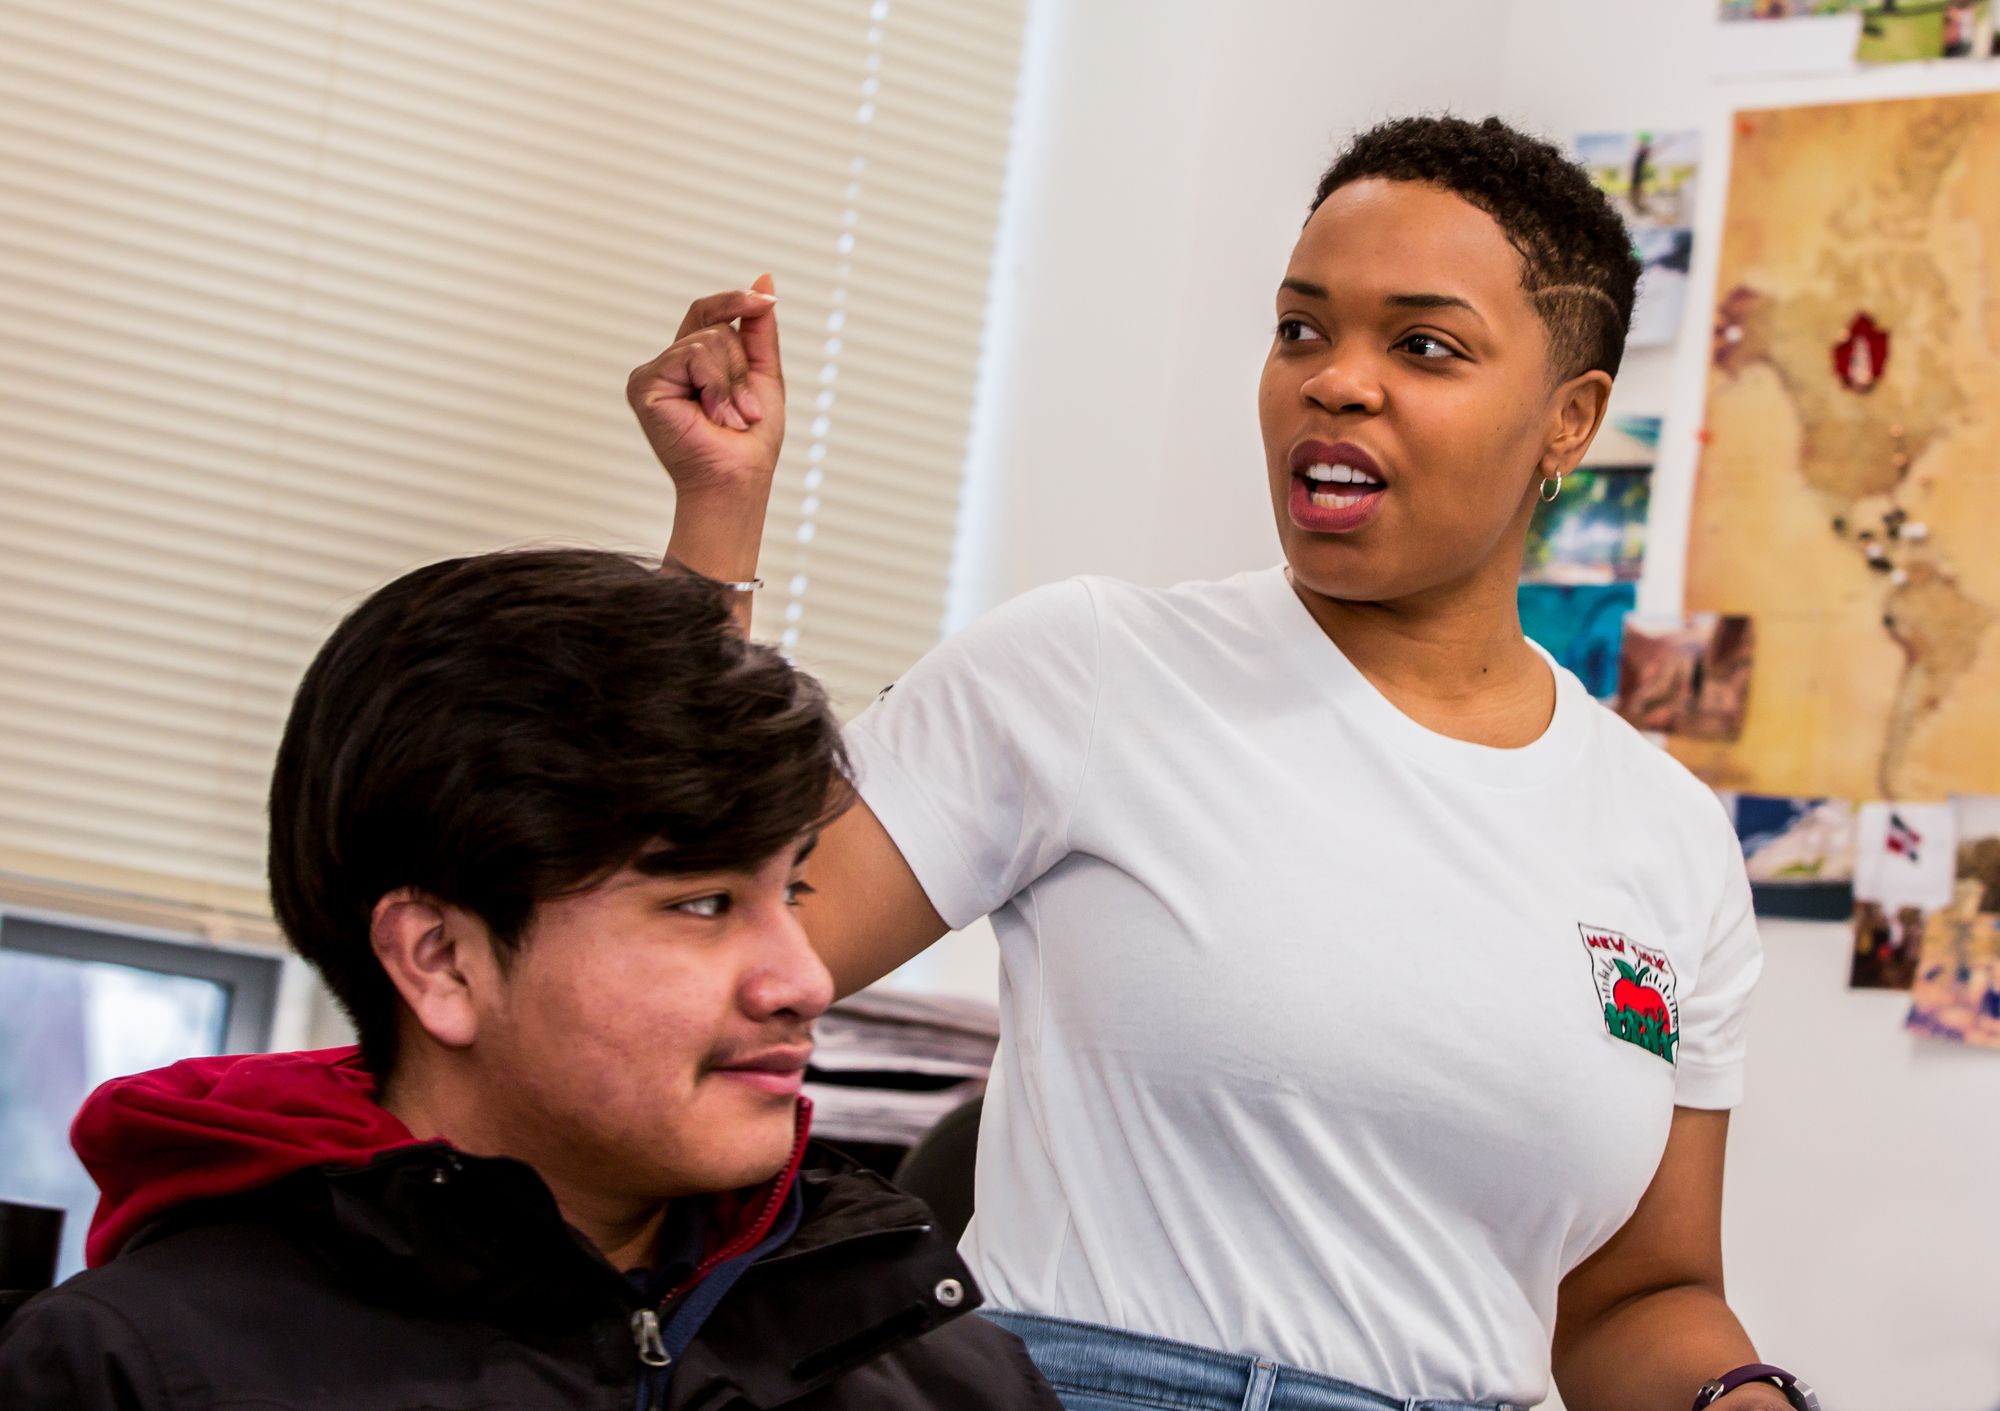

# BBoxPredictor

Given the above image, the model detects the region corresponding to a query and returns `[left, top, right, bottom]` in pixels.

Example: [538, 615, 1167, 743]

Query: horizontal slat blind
[0, 0, 1025, 919]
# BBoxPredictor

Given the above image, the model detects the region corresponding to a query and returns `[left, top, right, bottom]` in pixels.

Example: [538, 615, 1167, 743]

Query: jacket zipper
[632, 1307, 670, 1368]
[631, 1309, 671, 1411]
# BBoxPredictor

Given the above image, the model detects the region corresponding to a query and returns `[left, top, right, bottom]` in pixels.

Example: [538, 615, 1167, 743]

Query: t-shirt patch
[1581, 923, 1682, 1066]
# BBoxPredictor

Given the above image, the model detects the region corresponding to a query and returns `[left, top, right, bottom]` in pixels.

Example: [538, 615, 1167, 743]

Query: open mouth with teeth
[1298, 462, 1386, 509]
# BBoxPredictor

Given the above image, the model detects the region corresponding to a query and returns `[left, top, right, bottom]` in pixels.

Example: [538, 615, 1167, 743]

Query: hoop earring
[1538, 473, 1563, 504]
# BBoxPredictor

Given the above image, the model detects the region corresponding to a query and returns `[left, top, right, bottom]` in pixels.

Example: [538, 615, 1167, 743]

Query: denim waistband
[981, 1310, 1517, 1411]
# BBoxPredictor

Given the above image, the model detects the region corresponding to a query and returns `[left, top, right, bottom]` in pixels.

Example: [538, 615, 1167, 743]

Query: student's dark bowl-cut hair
[268, 549, 851, 1075]
[1312, 114, 1642, 381]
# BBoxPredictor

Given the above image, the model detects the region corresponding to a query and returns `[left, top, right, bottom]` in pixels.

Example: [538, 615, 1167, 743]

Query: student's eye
[671, 893, 731, 919]
[1276, 318, 1324, 344]
[786, 881, 817, 908]
[1398, 333, 1458, 360]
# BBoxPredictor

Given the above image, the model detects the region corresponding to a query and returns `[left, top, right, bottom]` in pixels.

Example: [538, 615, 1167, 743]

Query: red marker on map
[1833, 313, 1890, 392]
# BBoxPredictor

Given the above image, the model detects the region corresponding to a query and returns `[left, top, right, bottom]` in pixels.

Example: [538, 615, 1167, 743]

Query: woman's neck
[1288, 570, 1555, 749]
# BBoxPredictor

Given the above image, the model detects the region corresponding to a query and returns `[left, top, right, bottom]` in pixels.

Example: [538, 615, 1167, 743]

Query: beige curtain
[0, 0, 1028, 932]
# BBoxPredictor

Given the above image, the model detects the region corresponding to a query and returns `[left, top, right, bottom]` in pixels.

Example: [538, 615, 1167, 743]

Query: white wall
[898, 0, 1512, 995]
[916, 3, 2000, 1408]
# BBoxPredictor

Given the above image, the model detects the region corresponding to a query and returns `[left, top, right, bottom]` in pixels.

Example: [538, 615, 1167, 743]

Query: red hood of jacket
[71, 1046, 810, 1272]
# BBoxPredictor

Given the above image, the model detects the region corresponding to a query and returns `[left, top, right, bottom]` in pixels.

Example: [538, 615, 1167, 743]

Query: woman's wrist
[664, 482, 774, 587]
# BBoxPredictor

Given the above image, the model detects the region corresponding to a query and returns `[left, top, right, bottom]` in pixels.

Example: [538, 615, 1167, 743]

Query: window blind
[0, 0, 1027, 926]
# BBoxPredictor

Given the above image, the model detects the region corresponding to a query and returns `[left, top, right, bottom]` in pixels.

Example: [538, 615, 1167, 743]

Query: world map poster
[1675, 92, 2000, 800]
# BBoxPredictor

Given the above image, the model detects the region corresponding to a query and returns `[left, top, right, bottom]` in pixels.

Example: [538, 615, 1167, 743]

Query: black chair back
[0, 1200, 64, 1327]
[892, 1095, 983, 1244]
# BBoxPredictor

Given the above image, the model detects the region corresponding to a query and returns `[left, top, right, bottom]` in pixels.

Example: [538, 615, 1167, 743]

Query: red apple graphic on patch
[1612, 960, 1670, 1028]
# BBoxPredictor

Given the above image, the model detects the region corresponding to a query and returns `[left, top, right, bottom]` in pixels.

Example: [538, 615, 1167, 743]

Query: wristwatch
[1692, 1363, 1819, 1411]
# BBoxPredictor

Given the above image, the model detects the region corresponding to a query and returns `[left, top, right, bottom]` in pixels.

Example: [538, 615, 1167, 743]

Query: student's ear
[370, 889, 489, 1050]
[1541, 369, 1614, 480]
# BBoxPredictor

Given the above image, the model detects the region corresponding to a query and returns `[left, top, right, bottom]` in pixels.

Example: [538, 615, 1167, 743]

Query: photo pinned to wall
[1519, 583, 1634, 701]
[1575, 133, 1699, 350]
[1854, 0, 1991, 62]
[1849, 797, 2000, 994]
[1576, 131, 1701, 230]
[1851, 899, 1928, 989]
[1630, 229, 1696, 348]
[1901, 795, 2000, 1036]
[1717, 0, 1835, 16]
[1615, 614, 1755, 739]
[1587, 414, 1663, 466]
[1855, 800, 1958, 913]
[1523, 415, 1657, 587]
[1727, 793, 1858, 919]
[1943, 0, 1993, 55]
[1906, 906, 2000, 1048]
[1711, 1, 1995, 73]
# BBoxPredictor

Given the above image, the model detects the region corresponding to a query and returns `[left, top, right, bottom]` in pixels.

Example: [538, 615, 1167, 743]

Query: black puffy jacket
[0, 1050, 1058, 1411]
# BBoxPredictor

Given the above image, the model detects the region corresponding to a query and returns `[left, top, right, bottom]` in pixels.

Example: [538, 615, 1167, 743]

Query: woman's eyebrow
[1386, 291, 1486, 326]
[1280, 279, 1488, 330]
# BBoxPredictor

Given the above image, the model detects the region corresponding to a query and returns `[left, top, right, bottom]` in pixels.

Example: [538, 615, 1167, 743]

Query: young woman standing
[629, 117, 1806, 1411]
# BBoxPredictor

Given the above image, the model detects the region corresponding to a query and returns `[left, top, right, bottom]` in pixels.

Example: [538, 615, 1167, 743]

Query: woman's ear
[1542, 369, 1615, 479]
[371, 888, 487, 1051]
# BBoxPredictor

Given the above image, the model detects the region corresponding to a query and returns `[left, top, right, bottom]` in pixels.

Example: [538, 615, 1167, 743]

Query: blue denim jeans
[982, 1310, 1517, 1411]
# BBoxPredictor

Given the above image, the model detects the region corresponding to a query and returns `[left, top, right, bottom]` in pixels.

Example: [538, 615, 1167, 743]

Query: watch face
[1789, 1378, 1820, 1411]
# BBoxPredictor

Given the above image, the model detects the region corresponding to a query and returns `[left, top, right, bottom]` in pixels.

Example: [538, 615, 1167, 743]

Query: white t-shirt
[843, 566, 1761, 1409]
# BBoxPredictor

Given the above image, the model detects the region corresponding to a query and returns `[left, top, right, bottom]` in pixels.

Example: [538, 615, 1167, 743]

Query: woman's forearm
[1553, 1283, 1789, 1411]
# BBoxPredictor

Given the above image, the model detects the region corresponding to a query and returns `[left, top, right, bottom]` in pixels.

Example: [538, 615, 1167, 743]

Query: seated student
[0, 549, 1058, 1411]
